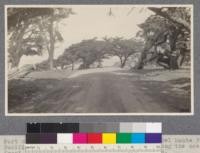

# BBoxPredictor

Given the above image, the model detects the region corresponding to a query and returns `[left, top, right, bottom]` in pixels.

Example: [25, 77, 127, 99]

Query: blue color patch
[131, 133, 145, 143]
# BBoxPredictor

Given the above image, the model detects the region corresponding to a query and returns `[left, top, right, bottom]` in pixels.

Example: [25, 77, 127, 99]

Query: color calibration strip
[26, 123, 162, 144]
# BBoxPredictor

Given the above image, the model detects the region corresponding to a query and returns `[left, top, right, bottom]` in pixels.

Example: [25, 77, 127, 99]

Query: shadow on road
[8, 68, 191, 114]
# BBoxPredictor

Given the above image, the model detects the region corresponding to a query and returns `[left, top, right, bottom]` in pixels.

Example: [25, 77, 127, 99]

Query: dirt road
[8, 68, 190, 113]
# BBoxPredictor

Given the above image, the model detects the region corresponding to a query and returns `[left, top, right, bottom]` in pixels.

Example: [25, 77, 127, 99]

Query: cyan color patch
[131, 133, 145, 143]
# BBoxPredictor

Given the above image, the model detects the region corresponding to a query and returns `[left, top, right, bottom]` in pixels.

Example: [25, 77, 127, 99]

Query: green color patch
[116, 133, 132, 143]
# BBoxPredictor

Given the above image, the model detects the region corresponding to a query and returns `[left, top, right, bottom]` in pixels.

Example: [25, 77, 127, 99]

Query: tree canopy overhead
[56, 38, 111, 70]
[104, 37, 144, 68]
[7, 7, 74, 69]
[148, 7, 191, 32]
[55, 37, 143, 70]
[135, 7, 191, 70]
[7, 6, 191, 71]
[7, 8, 52, 30]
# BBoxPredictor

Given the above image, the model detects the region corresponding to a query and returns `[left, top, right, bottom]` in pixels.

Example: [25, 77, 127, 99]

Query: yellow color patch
[102, 133, 116, 144]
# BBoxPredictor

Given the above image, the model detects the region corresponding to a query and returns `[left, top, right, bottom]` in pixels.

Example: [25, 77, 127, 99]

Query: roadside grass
[8, 79, 61, 109]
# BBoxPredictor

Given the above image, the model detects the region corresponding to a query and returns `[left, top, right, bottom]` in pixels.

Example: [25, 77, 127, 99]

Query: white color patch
[146, 123, 162, 133]
[57, 133, 73, 144]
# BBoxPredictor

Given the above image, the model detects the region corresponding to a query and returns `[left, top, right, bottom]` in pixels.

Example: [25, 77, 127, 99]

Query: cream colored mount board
[0, 135, 200, 153]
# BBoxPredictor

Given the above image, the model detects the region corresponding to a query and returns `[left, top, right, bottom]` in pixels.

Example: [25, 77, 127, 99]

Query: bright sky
[19, 6, 153, 67]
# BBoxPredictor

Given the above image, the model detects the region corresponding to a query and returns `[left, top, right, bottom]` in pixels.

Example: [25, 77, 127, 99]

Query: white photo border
[4, 4, 194, 116]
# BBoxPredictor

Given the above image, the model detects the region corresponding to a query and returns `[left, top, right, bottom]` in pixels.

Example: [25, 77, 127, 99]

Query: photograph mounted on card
[5, 5, 193, 116]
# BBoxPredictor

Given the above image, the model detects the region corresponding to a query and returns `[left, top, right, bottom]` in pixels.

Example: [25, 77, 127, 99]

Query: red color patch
[87, 133, 102, 144]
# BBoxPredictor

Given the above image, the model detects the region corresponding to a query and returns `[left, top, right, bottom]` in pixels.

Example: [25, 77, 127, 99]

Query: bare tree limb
[148, 7, 190, 32]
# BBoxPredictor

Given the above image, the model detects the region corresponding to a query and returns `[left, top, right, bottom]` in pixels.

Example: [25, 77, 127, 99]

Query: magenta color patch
[73, 133, 87, 144]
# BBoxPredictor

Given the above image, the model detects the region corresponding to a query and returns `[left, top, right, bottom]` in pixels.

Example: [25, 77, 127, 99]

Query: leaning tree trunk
[121, 63, 125, 68]
[9, 23, 28, 69]
[120, 58, 124, 68]
[97, 59, 102, 68]
[119, 56, 127, 68]
[134, 40, 153, 69]
[175, 53, 186, 68]
[134, 50, 147, 69]
[177, 48, 188, 67]
[178, 54, 185, 67]
[48, 17, 55, 70]
[169, 55, 179, 70]
[10, 54, 21, 69]
[120, 58, 127, 68]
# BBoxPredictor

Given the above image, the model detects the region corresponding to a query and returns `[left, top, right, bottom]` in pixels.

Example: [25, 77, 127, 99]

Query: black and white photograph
[5, 5, 193, 115]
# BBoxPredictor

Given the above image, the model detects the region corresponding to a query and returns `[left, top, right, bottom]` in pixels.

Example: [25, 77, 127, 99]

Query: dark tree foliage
[7, 8, 52, 30]
[56, 38, 110, 70]
[104, 37, 144, 68]
[7, 8, 74, 69]
[135, 7, 191, 70]
[56, 37, 143, 70]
